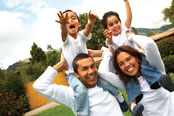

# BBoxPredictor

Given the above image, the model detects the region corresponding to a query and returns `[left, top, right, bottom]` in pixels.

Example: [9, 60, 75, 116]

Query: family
[33, 0, 174, 116]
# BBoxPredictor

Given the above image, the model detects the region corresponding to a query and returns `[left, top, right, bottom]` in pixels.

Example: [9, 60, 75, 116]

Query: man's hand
[53, 53, 67, 72]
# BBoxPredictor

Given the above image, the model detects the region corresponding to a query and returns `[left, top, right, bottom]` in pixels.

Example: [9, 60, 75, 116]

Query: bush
[0, 71, 30, 116]
[157, 39, 174, 58]
[163, 55, 174, 73]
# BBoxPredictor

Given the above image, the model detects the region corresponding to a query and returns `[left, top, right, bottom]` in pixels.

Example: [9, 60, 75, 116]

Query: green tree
[163, 0, 174, 26]
[29, 43, 46, 64]
[79, 13, 106, 50]
[46, 45, 62, 66]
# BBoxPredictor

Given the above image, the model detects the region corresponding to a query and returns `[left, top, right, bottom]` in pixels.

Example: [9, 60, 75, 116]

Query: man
[33, 53, 124, 116]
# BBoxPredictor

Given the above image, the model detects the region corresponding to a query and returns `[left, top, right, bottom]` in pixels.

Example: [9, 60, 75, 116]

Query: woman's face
[116, 52, 141, 77]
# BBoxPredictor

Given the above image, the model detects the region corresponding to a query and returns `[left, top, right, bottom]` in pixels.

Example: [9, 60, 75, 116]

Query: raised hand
[56, 11, 68, 26]
[103, 29, 112, 39]
[88, 11, 98, 25]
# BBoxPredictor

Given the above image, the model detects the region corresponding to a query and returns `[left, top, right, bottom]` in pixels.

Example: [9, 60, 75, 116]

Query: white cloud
[74, 0, 172, 28]
[0, 0, 173, 69]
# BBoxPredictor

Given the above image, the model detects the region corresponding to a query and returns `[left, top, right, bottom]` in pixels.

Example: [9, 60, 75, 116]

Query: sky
[0, 0, 172, 69]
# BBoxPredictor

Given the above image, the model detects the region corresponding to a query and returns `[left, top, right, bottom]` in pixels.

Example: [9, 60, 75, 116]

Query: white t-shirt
[62, 31, 91, 73]
[138, 76, 174, 116]
[106, 24, 137, 50]
[33, 66, 124, 116]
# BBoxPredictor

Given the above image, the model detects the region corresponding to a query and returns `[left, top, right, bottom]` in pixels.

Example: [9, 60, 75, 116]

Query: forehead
[76, 57, 94, 68]
[64, 11, 77, 17]
[107, 15, 119, 23]
[117, 52, 131, 61]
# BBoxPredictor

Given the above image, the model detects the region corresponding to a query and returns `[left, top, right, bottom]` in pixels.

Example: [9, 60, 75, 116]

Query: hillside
[131, 24, 172, 36]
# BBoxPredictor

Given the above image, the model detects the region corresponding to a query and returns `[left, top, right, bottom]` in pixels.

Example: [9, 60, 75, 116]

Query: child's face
[64, 11, 81, 37]
[106, 15, 122, 36]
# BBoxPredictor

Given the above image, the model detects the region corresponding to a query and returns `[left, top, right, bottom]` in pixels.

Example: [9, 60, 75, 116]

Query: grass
[35, 91, 132, 116]
[35, 105, 75, 116]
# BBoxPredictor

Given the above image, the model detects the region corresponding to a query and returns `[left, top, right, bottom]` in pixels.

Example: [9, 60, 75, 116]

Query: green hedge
[157, 39, 174, 58]
[0, 71, 30, 116]
[163, 55, 174, 73]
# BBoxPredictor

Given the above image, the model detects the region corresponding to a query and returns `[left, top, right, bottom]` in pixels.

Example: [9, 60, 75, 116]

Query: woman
[112, 45, 174, 116]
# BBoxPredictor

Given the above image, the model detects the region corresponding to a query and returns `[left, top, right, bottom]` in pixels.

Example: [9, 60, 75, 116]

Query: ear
[74, 72, 80, 79]
[78, 22, 81, 28]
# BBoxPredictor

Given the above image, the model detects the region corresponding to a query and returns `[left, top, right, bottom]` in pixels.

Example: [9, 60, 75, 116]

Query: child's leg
[131, 99, 144, 116]
[66, 73, 89, 115]
[97, 77, 128, 112]
[129, 34, 166, 74]
[141, 57, 174, 92]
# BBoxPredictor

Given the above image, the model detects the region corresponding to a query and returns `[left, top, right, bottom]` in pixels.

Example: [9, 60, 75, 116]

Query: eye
[115, 20, 119, 24]
[108, 23, 113, 27]
[118, 62, 124, 66]
[71, 16, 76, 20]
[126, 56, 131, 61]
[82, 67, 88, 71]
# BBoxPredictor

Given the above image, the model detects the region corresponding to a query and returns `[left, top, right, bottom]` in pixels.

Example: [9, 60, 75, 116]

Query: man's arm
[33, 55, 74, 108]
[83, 11, 97, 37]
[56, 11, 68, 42]
[124, 0, 132, 29]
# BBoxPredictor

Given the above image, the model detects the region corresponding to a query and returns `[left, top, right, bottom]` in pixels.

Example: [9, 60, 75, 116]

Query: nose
[88, 67, 94, 74]
[124, 62, 130, 67]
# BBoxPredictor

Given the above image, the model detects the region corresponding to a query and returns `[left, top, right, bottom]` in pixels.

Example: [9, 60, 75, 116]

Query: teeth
[128, 67, 134, 72]
[88, 75, 94, 79]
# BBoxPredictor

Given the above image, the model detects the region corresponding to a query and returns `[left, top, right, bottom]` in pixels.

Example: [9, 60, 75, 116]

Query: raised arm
[124, 0, 132, 29]
[56, 11, 68, 42]
[83, 11, 98, 37]
[98, 49, 126, 90]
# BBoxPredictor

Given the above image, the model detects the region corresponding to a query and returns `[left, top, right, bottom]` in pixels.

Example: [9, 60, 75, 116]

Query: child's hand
[88, 11, 98, 25]
[103, 29, 112, 39]
[55, 11, 68, 26]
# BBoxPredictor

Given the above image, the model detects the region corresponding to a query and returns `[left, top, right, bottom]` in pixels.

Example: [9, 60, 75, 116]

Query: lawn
[36, 91, 132, 116]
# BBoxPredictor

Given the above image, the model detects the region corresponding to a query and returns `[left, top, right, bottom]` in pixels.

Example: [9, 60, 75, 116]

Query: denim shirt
[126, 56, 163, 103]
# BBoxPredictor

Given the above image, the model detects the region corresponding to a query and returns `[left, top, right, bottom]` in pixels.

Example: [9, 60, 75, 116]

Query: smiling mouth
[70, 25, 75, 29]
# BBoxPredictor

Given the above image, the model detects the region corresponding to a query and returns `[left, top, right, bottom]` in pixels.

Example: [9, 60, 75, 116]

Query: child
[100, 0, 174, 115]
[55, 10, 128, 116]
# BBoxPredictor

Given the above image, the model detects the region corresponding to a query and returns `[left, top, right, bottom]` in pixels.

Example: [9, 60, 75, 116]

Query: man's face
[74, 57, 98, 88]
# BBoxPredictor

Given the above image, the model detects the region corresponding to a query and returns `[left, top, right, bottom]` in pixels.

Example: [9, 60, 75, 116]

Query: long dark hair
[113, 45, 145, 85]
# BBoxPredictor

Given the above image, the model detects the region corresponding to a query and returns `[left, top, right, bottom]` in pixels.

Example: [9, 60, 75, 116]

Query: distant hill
[7, 58, 29, 72]
[131, 24, 172, 36]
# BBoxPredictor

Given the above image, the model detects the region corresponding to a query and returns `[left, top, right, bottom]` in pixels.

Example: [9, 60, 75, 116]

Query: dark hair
[113, 45, 144, 85]
[73, 53, 94, 74]
[102, 11, 121, 29]
[63, 9, 80, 22]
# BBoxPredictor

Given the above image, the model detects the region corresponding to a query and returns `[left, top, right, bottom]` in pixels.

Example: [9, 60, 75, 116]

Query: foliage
[79, 13, 106, 50]
[46, 45, 62, 66]
[30, 42, 47, 65]
[0, 70, 30, 116]
[163, 55, 174, 73]
[157, 39, 174, 58]
[17, 62, 47, 83]
[162, 0, 174, 26]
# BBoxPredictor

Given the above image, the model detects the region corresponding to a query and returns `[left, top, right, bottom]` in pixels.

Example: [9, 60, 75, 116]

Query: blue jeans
[126, 56, 163, 103]
[66, 73, 119, 116]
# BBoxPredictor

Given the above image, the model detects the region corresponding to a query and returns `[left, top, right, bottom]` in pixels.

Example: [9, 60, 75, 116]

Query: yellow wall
[25, 70, 68, 109]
